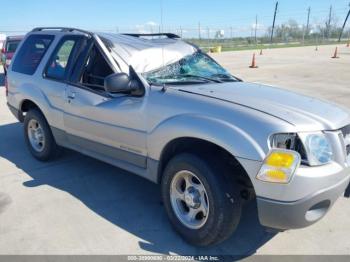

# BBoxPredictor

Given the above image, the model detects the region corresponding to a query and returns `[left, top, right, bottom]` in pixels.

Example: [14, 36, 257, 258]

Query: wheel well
[21, 100, 40, 112]
[158, 137, 255, 199]
[19, 100, 44, 122]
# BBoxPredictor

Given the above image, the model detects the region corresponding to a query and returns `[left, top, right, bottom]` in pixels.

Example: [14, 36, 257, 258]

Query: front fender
[148, 114, 266, 162]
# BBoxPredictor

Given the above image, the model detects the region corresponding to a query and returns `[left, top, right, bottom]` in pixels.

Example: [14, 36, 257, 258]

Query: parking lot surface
[0, 44, 349, 255]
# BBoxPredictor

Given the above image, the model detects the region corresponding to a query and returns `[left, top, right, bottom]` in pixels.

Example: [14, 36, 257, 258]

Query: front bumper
[257, 175, 350, 230]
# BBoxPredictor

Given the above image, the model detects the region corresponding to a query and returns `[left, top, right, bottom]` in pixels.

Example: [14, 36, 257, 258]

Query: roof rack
[123, 33, 181, 39]
[32, 27, 93, 36]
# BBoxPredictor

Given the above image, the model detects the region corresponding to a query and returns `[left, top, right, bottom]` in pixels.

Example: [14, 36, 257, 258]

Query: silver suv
[6, 27, 350, 246]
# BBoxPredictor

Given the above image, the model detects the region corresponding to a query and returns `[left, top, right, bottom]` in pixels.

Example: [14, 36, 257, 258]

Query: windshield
[143, 51, 237, 85]
[6, 40, 20, 53]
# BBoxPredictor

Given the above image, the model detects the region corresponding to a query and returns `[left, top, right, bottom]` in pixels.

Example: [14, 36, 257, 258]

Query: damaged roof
[98, 33, 197, 73]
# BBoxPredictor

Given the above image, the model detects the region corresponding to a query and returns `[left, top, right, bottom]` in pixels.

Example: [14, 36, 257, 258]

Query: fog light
[257, 150, 301, 184]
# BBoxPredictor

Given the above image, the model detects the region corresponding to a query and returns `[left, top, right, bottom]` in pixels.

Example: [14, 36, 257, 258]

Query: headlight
[299, 132, 333, 166]
[271, 132, 333, 166]
[257, 149, 301, 183]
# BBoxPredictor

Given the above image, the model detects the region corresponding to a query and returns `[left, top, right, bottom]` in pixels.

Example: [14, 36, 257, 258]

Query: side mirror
[104, 73, 133, 94]
[104, 67, 145, 96]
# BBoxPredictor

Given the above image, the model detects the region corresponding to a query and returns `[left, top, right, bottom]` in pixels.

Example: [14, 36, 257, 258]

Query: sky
[1, 0, 350, 37]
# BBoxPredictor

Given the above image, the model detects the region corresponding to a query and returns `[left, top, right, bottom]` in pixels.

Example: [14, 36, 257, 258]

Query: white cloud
[251, 23, 264, 30]
[146, 21, 158, 27]
[134, 21, 159, 33]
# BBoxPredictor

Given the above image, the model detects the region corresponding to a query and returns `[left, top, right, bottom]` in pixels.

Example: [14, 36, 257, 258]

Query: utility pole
[326, 5, 332, 39]
[207, 27, 210, 49]
[306, 7, 311, 35]
[230, 26, 233, 39]
[270, 1, 278, 44]
[198, 22, 201, 39]
[254, 15, 258, 45]
[338, 3, 350, 42]
[160, 0, 164, 33]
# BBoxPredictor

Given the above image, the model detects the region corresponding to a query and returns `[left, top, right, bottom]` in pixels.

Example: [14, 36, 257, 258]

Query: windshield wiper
[177, 74, 223, 83]
[210, 73, 238, 82]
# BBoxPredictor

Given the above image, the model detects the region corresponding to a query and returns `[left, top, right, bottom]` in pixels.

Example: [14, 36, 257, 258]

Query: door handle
[67, 92, 76, 100]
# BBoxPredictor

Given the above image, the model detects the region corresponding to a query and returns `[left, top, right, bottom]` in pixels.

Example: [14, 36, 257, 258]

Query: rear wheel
[161, 153, 242, 246]
[24, 109, 60, 161]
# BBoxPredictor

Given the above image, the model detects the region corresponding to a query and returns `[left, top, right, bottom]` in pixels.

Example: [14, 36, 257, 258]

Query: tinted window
[46, 39, 76, 80]
[5, 40, 21, 53]
[12, 35, 54, 75]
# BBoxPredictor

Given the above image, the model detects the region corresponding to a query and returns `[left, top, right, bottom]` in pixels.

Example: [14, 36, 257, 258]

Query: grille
[341, 125, 350, 156]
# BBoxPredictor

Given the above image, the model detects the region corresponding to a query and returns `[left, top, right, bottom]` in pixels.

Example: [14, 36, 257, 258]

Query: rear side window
[45, 39, 76, 80]
[6, 40, 21, 53]
[12, 35, 54, 75]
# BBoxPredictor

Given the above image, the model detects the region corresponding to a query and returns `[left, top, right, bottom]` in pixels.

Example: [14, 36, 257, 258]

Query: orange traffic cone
[259, 49, 263, 55]
[331, 46, 339, 58]
[249, 53, 258, 68]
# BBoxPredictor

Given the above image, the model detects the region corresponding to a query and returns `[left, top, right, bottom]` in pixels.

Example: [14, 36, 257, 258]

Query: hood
[174, 82, 350, 131]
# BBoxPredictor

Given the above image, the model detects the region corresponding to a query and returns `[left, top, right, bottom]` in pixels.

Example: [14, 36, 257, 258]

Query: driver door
[64, 40, 148, 168]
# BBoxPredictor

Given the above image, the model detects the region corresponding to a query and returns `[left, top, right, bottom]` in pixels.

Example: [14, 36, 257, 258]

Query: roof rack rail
[32, 27, 93, 36]
[123, 33, 181, 39]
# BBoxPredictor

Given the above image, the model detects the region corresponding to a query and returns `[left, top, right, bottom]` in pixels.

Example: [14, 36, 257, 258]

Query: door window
[80, 45, 114, 91]
[45, 39, 77, 80]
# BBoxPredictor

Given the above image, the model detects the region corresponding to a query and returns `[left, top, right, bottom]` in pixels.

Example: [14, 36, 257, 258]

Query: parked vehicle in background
[1, 35, 23, 74]
[5, 27, 350, 246]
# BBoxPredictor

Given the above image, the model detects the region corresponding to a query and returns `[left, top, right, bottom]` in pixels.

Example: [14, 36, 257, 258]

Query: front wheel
[161, 153, 242, 246]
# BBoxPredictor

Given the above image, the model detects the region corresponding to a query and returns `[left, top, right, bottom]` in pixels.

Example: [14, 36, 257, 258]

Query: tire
[23, 109, 60, 161]
[161, 153, 242, 246]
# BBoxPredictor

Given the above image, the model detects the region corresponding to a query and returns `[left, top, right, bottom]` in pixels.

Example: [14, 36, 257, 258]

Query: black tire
[161, 153, 242, 246]
[23, 109, 61, 161]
